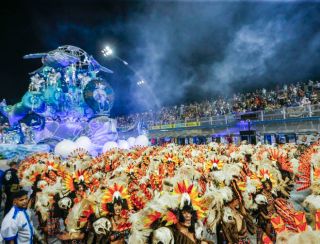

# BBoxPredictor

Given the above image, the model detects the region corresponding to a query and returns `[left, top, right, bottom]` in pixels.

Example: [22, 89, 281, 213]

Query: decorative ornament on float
[23, 45, 113, 74]
[54, 136, 93, 158]
[102, 141, 118, 152]
[75, 136, 92, 152]
[54, 139, 78, 158]
[21, 92, 46, 113]
[118, 140, 129, 150]
[83, 78, 115, 116]
[134, 135, 149, 147]
[127, 137, 136, 148]
[86, 116, 118, 147]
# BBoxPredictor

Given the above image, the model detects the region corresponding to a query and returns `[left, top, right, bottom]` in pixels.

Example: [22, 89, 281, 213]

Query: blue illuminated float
[0, 45, 119, 157]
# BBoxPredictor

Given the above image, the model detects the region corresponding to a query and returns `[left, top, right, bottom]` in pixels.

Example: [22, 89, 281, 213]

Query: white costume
[1, 206, 34, 244]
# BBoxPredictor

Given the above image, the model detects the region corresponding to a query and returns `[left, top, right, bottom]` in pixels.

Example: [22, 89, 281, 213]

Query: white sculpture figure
[29, 74, 45, 92]
[78, 73, 91, 88]
[93, 82, 108, 112]
[47, 69, 61, 86]
[21, 123, 35, 144]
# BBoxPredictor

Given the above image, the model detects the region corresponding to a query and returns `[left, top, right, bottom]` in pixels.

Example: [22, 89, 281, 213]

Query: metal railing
[117, 104, 320, 131]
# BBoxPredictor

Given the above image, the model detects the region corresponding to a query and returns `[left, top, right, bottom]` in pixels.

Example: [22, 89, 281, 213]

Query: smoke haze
[1, 0, 320, 115]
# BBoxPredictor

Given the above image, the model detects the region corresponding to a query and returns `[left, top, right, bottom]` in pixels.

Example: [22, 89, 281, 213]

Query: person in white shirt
[1, 190, 34, 244]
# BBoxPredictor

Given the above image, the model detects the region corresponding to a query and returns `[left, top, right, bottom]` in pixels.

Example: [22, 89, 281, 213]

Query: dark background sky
[0, 0, 320, 116]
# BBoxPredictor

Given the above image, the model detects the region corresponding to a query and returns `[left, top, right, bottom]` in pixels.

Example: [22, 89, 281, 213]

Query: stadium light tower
[102, 45, 147, 86]
[137, 80, 145, 86]
[101, 46, 113, 56]
[102, 46, 129, 66]
[101, 45, 160, 107]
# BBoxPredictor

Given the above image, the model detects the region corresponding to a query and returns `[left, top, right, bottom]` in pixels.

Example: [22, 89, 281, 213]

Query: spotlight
[101, 46, 113, 56]
[101, 45, 147, 89]
[137, 80, 145, 86]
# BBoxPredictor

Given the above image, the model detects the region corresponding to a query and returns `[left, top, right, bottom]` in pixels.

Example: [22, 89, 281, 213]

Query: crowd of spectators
[116, 80, 320, 127]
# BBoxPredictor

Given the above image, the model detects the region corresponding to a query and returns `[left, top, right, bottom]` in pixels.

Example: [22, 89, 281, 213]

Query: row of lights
[101, 46, 113, 56]
[137, 80, 145, 86]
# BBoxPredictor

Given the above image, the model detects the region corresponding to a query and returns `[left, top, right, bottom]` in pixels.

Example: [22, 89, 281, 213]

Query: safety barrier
[144, 104, 320, 131]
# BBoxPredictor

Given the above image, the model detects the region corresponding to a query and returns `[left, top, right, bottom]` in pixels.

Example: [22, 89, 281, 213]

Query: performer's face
[264, 181, 272, 191]
[114, 202, 122, 216]
[181, 210, 192, 227]
[14, 195, 29, 209]
[229, 198, 240, 210]
[10, 163, 18, 169]
[78, 185, 84, 191]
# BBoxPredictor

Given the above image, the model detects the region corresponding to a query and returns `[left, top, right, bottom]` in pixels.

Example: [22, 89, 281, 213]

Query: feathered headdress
[101, 183, 131, 215]
[162, 153, 180, 165]
[205, 158, 223, 172]
[62, 169, 92, 195]
[258, 169, 276, 187]
[259, 169, 271, 181]
[173, 180, 205, 219]
[102, 183, 130, 203]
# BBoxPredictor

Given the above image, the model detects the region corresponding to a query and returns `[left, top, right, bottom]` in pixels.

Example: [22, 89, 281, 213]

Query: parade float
[0, 45, 148, 159]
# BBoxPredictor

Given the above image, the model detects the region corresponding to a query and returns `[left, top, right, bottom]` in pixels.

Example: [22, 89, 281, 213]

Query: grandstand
[117, 80, 320, 145]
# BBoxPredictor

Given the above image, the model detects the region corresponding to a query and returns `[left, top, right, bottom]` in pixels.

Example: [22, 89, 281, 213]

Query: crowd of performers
[2, 141, 320, 243]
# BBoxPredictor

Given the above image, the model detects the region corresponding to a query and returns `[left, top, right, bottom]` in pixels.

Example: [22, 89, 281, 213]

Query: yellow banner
[151, 122, 200, 130]
[186, 121, 200, 127]
[151, 125, 161, 130]
[161, 124, 175, 129]
[175, 123, 185, 128]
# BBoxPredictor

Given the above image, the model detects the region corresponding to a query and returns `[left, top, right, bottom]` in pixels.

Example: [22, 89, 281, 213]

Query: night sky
[1, 0, 320, 116]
